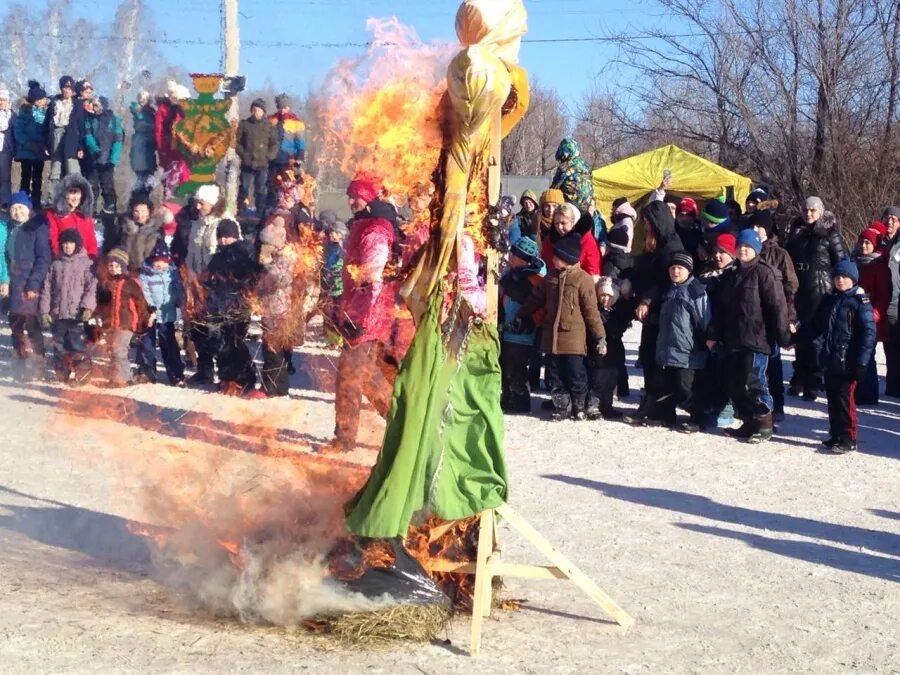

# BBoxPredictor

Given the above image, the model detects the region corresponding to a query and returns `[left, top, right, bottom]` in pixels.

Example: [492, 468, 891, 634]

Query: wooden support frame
[424, 505, 634, 656]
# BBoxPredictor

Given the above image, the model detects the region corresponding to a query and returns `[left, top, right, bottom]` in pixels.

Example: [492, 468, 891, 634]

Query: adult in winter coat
[236, 99, 279, 216]
[783, 197, 848, 399]
[550, 138, 593, 210]
[883, 206, 900, 398]
[14, 81, 50, 207]
[708, 230, 790, 442]
[539, 202, 602, 279]
[0, 86, 15, 207]
[751, 209, 799, 417]
[129, 92, 158, 196]
[508, 189, 539, 246]
[119, 195, 165, 274]
[183, 184, 227, 277]
[154, 82, 190, 198]
[6, 192, 49, 358]
[46, 174, 98, 259]
[854, 227, 891, 404]
[84, 97, 124, 213]
[630, 200, 686, 422]
[327, 176, 399, 453]
[45, 75, 85, 199]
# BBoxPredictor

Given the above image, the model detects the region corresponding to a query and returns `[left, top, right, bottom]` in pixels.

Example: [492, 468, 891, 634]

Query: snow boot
[745, 414, 775, 444]
[830, 438, 858, 454]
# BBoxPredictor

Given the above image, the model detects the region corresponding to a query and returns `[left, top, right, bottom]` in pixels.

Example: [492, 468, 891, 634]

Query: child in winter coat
[38, 229, 97, 384]
[650, 251, 711, 429]
[499, 237, 546, 414]
[13, 81, 50, 207]
[256, 218, 296, 397]
[129, 92, 157, 197]
[84, 97, 125, 214]
[586, 276, 631, 420]
[517, 233, 607, 421]
[804, 260, 877, 454]
[321, 218, 348, 347]
[138, 242, 185, 386]
[96, 248, 150, 387]
[853, 228, 891, 405]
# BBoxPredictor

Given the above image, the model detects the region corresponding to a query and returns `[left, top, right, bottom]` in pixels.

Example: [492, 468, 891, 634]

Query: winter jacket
[154, 99, 184, 168]
[341, 202, 397, 346]
[267, 111, 306, 165]
[675, 223, 703, 264]
[656, 277, 711, 369]
[602, 247, 633, 282]
[120, 216, 165, 273]
[185, 214, 225, 276]
[129, 102, 157, 174]
[887, 235, 900, 325]
[202, 240, 261, 321]
[322, 240, 345, 298]
[45, 95, 85, 160]
[632, 201, 685, 326]
[855, 253, 891, 342]
[139, 265, 183, 324]
[611, 202, 637, 253]
[710, 257, 790, 355]
[591, 299, 631, 370]
[0, 109, 14, 156]
[97, 274, 149, 333]
[550, 138, 593, 208]
[784, 212, 847, 323]
[518, 263, 606, 356]
[13, 103, 47, 161]
[236, 116, 279, 170]
[46, 174, 98, 259]
[8, 215, 52, 316]
[499, 263, 545, 347]
[257, 248, 295, 321]
[39, 248, 97, 320]
[808, 286, 877, 376]
[0, 220, 8, 285]
[85, 110, 125, 166]
[540, 228, 602, 277]
[760, 238, 799, 323]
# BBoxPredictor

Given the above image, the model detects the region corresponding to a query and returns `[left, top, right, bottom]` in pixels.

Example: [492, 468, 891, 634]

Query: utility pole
[224, 0, 240, 215]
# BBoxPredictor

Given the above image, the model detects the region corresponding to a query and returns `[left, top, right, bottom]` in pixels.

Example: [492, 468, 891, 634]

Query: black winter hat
[59, 75, 75, 91]
[553, 233, 582, 265]
[59, 228, 83, 248]
[216, 219, 241, 240]
[749, 210, 775, 239]
[250, 98, 267, 113]
[668, 250, 694, 274]
[608, 226, 629, 249]
[27, 80, 48, 103]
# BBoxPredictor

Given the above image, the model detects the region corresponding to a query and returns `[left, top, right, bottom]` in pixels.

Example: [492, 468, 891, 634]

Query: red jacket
[341, 201, 397, 346]
[47, 210, 99, 259]
[856, 254, 891, 342]
[540, 230, 602, 277]
[154, 100, 184, 168]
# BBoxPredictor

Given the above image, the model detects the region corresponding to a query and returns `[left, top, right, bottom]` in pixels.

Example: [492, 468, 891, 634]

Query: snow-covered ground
[0, 325, 897, 674]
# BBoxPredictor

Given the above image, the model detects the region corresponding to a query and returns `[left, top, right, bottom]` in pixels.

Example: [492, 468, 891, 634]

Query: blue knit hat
[737, 228, 762, 255]
[553, 233, 582, 265]
[511, 237, 539, 262]
[831, 259, 859, 284]
[9, 191, 33, 210]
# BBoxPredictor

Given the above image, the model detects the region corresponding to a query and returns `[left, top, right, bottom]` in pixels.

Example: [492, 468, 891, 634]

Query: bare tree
[501, 83, 569, 176]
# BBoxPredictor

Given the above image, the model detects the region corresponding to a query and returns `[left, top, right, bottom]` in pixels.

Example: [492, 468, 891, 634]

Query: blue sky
[69, 0, 657, 108]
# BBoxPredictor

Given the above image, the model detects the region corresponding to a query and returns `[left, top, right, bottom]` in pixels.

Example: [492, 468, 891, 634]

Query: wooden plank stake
[469, 509, 495, 656]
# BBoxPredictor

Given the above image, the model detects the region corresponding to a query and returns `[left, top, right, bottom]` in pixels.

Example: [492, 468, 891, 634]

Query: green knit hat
[701, 194, 729, 225]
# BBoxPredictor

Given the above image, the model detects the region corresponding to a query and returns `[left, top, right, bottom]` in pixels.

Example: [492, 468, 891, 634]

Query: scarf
[52, 98, 73, 128]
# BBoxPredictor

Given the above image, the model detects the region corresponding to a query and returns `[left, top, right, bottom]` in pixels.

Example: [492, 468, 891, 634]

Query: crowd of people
[1, 86, 898, 458]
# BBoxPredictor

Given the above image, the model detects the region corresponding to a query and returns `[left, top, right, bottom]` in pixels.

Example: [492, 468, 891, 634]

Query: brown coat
[519, 264, 605, 355]
[97, 275, 150, 334]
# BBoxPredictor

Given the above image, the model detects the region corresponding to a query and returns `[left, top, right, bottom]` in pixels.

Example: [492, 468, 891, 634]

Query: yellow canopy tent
[592, 144, 753, 221]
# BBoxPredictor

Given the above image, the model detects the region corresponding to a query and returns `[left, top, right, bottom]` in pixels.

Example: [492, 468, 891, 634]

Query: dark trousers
[239, 166, 269, 215]
[51, 319, 90, 378]
[190, 322, 218, 377]
[500, 341, 532, 413]
[87, 163, 117, 212]
[886, 323, 900, 397]
[0, 150, 11, 207]
[334, 340, 396, 445]
[261, 339, 290, 397]
[767, 351, 785, 414]
[825, 373, 858, 441]
[856, 348, 880, 405]
[691, 353, 730, 427]
[137, 322, 185, 383]
[9, 313, 45, 358]
[725, 350, 773, 420]
[217, 321, 255, 388]
[791, 336, 823, 394]
[638, 323, 667, 419]
[588, 364, 618, 414]
[19, 159, 44, 207]
[657, 366, 697, 425]
[546, 353, 589, 413]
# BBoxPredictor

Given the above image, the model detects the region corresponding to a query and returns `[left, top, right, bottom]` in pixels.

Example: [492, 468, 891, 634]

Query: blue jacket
[140, 265, 183, 324]
[656, 276, 710, 369]
[499, 262, 546, 346]
[8, 215, 52, 316]
[85, 110, 125, 166]
[13, 104, 46, 161]
[0, 219, 8, 285]
[811, 286, 876, 375]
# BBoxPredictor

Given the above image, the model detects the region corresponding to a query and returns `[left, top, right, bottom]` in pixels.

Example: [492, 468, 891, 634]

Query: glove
[595, 337, 608, 356]
[853, 365, 867, 383]
[40, 314, 52, 329]
[78, 308, 93, 323]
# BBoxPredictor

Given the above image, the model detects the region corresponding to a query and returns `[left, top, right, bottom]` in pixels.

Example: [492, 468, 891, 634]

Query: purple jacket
[39, 249, 97, 320]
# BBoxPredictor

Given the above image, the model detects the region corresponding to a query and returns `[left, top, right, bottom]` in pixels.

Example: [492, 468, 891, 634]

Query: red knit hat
[347, 171, 383, 203]
[715, 232, 737, 257]
[677, 197, 699, 216]
[868, 220, 888, 238]
[858, 228, 882, 249]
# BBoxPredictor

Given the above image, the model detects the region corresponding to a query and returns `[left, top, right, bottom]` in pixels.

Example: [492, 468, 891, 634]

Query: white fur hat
[170, 83, 191, 101]
[195, 184, 220, 205]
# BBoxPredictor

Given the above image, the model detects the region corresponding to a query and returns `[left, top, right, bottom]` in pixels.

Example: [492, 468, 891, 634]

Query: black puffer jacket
[710, 257, 790, 355]
[203, 240, 262, 321]
[632, 201, 685, 326]
[784, 212, 847, 322]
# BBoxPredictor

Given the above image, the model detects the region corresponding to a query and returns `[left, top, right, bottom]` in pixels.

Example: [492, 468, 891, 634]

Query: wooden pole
[223, 0, 240, 215]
